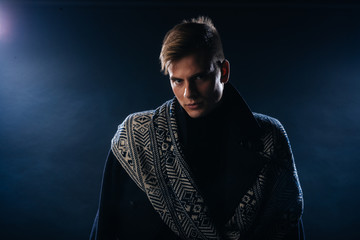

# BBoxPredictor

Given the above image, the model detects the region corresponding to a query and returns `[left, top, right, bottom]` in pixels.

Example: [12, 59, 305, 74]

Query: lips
[185, 102, 202, 109]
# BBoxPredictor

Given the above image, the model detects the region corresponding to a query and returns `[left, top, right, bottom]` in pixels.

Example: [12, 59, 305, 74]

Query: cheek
[170, 82, 177, 94]
[171, 86, 183, 100]
[202, 81, 222, 101]
[210, 90, 222, 103]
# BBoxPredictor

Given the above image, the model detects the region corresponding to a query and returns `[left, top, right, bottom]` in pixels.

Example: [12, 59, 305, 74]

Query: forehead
[168, 54, 215, 76]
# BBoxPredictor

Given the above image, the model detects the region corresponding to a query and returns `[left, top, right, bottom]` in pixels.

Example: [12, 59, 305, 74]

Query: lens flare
[0, 4, 12, 42]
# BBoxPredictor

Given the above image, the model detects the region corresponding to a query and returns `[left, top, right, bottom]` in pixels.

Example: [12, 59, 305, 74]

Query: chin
[186, 110, 207, 118]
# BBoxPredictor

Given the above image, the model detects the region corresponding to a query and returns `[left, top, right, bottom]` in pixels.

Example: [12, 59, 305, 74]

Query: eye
[171, 79, 183, 85]
[194, 74, 207, 82]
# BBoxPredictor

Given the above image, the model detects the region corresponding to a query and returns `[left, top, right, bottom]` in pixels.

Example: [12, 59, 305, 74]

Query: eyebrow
[170, 71, 209, 81]
[170, 76, 183, 81]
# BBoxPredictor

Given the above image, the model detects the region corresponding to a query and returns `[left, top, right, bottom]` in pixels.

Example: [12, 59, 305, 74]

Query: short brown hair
[159, 16, 225, 75]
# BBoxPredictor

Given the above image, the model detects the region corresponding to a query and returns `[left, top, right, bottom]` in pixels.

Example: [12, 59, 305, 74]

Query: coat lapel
[146, 84, 270, 239]
[112, 83, 301, 239]
[143, 100, 221, 239]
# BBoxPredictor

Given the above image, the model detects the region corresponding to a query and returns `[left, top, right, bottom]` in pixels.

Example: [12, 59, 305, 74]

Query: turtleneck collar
[175, 83, 262, 141]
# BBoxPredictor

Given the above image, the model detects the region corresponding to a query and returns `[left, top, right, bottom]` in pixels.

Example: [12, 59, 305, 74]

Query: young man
[90, 16, 304, 240]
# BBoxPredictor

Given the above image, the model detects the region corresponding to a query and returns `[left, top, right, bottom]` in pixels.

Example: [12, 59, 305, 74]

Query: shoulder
[111, 98, 173, 147]
[253, 112, 284, 131]
[111, 110, 155, 145]
[253, 112, 290, 142]
[253, 113, 294, 165]
[122, 110, 155, 126]
[116, 99, 174, 130]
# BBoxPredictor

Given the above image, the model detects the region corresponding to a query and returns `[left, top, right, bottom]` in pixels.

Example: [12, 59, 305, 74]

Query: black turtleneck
[175, 84, 265, 231]
[182, 96, 228, 187]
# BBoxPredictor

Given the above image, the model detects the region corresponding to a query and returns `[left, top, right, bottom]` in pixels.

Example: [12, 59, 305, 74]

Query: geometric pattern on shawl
[111, 99, 303, 240]
[224, 114, 304, 240]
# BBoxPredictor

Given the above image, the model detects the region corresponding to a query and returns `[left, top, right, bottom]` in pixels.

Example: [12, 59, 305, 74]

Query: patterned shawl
[111, 95, 303, 240]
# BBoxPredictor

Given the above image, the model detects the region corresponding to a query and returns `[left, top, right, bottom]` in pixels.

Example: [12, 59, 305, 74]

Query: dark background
[1, 0, 359, 239]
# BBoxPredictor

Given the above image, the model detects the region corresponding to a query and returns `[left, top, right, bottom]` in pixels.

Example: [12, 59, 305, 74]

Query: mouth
[185, 102, 202, 109]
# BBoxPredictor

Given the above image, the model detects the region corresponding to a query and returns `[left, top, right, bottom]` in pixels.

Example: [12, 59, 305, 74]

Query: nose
[184, 81, 198, 99]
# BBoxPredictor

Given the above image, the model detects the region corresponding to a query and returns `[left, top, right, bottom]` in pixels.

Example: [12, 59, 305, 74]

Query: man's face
[168, 54, 229, 118]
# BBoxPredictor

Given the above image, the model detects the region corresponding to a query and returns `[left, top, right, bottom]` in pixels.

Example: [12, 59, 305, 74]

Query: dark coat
[90, 84, 304, 240]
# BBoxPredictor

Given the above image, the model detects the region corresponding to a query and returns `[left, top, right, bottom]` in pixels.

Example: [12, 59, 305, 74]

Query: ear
[220, 59, 230, 83]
